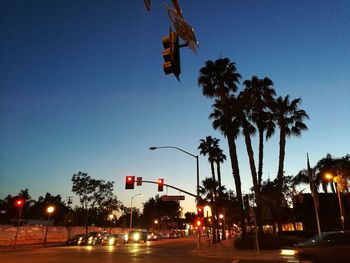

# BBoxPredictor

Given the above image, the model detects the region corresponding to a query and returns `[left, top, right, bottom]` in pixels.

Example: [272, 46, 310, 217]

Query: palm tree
[242, 76, 276, 190]
[199, 177, 223, 243]
[198, 136, 220, 182]
[198, 58, 246, 239]
[210, 98, 247, 240]
[198, 58, 241, 99]
[271, 96, 309, 229]
[213, 147, 226, 189]
[315, 154, 350, 193]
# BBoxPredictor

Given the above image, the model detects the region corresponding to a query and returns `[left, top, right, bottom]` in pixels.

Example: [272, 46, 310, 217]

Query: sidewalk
[191, 238, 283, 262]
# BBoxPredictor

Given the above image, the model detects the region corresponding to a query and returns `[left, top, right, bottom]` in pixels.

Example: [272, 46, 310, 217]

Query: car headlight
[133, 233, 140, 241]
[124, 234, 129, 242]
[280, 249, 298, 256]
[108, 237, 115, 245]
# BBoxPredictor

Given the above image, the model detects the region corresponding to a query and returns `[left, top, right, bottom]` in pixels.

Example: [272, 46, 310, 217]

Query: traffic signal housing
[157, 178, 164, 192]
[162, 29, 181, 80]
[125, 176, 135, 189]
[196, 218, 203, 227]
[197, 206, 204, 217]
[14, 198, 24, 208]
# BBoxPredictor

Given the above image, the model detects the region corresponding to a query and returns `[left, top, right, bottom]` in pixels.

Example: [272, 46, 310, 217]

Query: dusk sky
[1, 0, 349, 214]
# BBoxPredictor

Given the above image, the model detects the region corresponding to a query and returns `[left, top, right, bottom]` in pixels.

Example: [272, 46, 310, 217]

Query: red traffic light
[125, 176, 135, 189]
[15, 198, 24, 207]
[197, 206, 204, 217]
[157, 178, 164, 192]
[196, 219, 202, 227]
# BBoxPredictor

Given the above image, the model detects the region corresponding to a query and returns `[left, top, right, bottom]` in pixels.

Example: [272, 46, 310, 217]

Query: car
[163, 233, 171, 239]
[77, 232, 108, 246]
[102, 233, 126, 246]
[280, 231, 350, 263]
[147, 232, 164, 241]
[66, 234, 84, 245]
[125, 229, 148, 243]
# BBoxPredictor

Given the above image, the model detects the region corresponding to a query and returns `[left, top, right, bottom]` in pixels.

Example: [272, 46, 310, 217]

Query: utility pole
[66, 197, 73, 209]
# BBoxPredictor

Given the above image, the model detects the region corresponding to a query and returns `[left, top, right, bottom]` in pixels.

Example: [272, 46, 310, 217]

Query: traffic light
[162, 29, 181, 80]
[197, 206, 204, 217]
[14, 198, 24, 208]
[125, 176, 135, 189]
[196, 218, 202, 227]
[157, 178, 164, 192]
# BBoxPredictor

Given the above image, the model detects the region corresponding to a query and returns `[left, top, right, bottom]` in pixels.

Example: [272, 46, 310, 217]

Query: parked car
[77, 232, 108, 246]
[125, 229, 148, 243]
[163, 233, 170, 239]
[66, 234, 84, 246]
[102, 233, 126, 246]
[147, 232, 163, 241]
[280, 231, 350, 263]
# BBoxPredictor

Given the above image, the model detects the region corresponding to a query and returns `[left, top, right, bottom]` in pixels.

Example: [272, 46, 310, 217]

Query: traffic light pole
[141, 180, 197, 198]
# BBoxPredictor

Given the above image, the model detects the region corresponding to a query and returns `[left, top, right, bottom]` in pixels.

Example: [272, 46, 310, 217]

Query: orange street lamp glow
[324, 173, 334, 181]
[47, 206, 55, 214]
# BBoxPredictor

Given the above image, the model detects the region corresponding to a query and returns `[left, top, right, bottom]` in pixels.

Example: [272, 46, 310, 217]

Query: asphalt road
[0, 238, 233, 263]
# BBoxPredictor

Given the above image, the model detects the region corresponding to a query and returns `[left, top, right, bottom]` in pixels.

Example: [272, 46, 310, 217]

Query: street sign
[161, 195, 185, 201]
[163, 3, 198, 54]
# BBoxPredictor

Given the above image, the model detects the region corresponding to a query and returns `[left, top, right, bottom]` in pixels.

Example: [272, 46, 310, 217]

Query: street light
[149, 146, 200, 200]
[130, 194, 143, 231]
[44, 206, 55, 246]
[324, 173, 345, 231]
[108, 214, 115, 234]
[14, 198, 24, 247]
[154, 219, 159, 232]
[149, 145, 201, 249]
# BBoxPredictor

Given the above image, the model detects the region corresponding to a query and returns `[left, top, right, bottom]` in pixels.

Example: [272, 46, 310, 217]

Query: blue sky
[1, 0, 349, 214]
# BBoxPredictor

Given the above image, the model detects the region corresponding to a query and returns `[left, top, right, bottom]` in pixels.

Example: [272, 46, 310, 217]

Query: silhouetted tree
[271, 96, 309, 232]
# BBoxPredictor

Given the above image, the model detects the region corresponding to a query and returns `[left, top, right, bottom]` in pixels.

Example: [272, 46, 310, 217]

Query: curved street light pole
[130, 194, 143, 231]
[149, 146, 199, 201]
[149, 145, 201, 250]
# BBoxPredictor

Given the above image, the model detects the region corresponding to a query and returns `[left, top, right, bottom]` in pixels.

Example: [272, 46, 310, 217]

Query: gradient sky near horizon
[1, 0, 349, 214]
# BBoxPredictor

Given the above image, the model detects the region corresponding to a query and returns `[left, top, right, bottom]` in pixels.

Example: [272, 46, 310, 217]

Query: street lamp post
[149, 146, 200, 201]
[325, 173, 345, 231]
[108, 214, 114, 234]
[14, 198, 24, 247]
[44, 206, 55, 246]
[149, 145, 201, 249]
[130, 194, 142, 231]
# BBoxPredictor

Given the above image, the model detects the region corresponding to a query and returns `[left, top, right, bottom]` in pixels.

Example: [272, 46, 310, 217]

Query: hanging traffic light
[162, 28, 181, 80]
[197, 206, 204, 217]
[196, 218, 202, 227]
[157, 178, 164, 192]
[14, 198, 24, 208]
[125, 176, 135, 189]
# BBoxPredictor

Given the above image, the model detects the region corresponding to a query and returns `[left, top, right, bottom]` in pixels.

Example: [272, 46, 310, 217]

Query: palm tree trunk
[276, 126, 286, 235]
[210, 161, 216, 182]
[227, 135, 246, 240]
[217, 162, 222, 189]
[258, 128, 264, 191]
[242, 126, 264, 235]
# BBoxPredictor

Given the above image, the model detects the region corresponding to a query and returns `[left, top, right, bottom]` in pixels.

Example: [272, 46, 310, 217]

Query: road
[0, 238, 233, 263]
